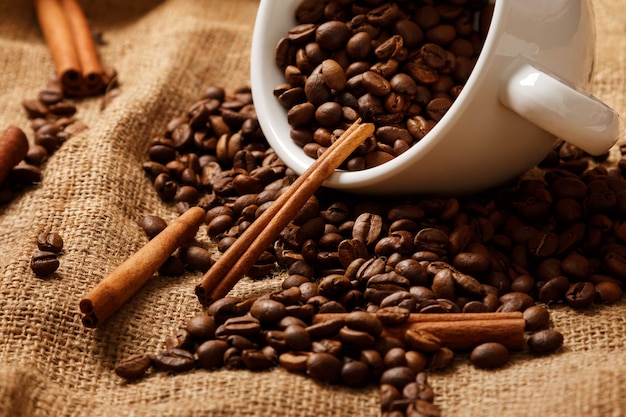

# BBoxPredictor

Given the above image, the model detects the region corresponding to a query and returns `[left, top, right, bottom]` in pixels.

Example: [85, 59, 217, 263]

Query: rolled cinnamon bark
[0, 126, 29, 187]
[314, 312, 527, 350]
[60, 0, 104, 93]
[34, 0, 104, 96]
[79, 206, 206, 328]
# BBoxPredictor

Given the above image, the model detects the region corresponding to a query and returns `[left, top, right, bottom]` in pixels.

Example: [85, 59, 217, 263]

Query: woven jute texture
[0, 1, 624, 416]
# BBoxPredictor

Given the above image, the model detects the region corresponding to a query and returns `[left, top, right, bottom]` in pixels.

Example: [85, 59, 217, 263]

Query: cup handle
[499, 57, 619, 155]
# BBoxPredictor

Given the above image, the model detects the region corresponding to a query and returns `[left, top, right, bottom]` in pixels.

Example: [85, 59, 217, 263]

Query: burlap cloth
[0, 1, 625, 416]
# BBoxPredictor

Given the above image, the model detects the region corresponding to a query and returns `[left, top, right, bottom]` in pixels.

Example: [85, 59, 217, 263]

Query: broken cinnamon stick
[79, 206, 206, 328]
[34, 0, 104, 96]
[314, 312, 526, 350]
[195, 120, 374, 306]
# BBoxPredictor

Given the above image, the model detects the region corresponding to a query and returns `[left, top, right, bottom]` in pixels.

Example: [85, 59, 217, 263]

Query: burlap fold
[0, 1, 624, 416]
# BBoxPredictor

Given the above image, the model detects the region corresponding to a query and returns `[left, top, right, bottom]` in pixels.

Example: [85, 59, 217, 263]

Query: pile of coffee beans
[129, 81, 626, 415]
[272, 0, 491, 170]
[30, 231, 64, 277]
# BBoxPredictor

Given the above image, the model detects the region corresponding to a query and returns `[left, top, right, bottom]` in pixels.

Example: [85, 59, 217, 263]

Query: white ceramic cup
[250, 0, 620, 195]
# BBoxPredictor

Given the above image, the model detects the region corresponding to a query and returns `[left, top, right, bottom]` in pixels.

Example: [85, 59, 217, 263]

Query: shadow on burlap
[0, 1, 624, 416]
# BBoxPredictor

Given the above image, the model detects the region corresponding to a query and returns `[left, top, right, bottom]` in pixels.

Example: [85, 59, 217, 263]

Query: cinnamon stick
[314, 312, 526, 350]
[0, 126, 29, 187]
[34, 0, 104, 96]
[79, 206, 206, 328]
[195, 120, 374, 306]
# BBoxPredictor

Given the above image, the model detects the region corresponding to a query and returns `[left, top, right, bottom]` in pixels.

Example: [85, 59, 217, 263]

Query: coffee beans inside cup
[272, 0, 493, 170]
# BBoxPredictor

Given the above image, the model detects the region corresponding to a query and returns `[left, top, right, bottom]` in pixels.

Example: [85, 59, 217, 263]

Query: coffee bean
[114, 354, 152, 379]
[528, 329, 564, 354]
[375, 306, 409, 328]
[30, 250, 59, 276]
[179, 245, 212, 272]
[341, 359, 370, 388]
[565, 281, 596, 308]
[470, 342, 510, 369]
[152, 349, 196, 373]
[250, 298, 287, 324]
[242, 349, 274, 370]
[193, 339, 227, 369]
[523, 305, 551, 331]
[217, 315, 261, 338]
[37, 231, 63, 253]
[307, 352, 341, 383]
[186, 313, 216, 340]
[405, 329, 441, 353]
[159, 256, 185, 276]
[380, 366, 416, 391]
[140, 215, 167, 239]
[284, 324, 311, 351]
[595, 281, 623, 304]
[279, 351, 310, 373]
[429, 347, 454, 370]
[344, 310, 383, 337]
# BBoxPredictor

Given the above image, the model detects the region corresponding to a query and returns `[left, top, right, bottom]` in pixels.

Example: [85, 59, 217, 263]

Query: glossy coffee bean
[30, 250, 59, 276]
[470, 342, 510, 369]
[528, 329, 564, 354]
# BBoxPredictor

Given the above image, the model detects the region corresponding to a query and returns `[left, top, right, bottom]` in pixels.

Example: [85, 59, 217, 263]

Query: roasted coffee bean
[365, 271, 411, 304]
[242, 349, 274, 370]
[250, 298, 287, 324]
[527, 329, 564, 354]
[9, 163, 42, 187]
[218, 315, 261, 338]
[284, 324, 312, 351]
[140, 215, 167, 239]
[380, 366, 416, 391]
[470, 342, 510, 369]
[279, 351, 310, 372]
[306, 318, 345, 339]
[339, 327, 376, 347]
[380, 383, 403, 412]
[194, 340, 228, 369]
[344, 310, 384, 337]
[523, 305, 551, 331]
[341, 359, 370, 388]
[353, 213, 384, 246]
[595, 281, 623, 304]
[380, 292, 416, 311]
[565, 281, 596, 308]
[37, 231, 63, 253]
[307, 352, 342, 383]
[223, 347, 244, 369]
[384, 347, 408, 370]
[428, 347, 454, 370]
[165, 327, 194, 351]
[152, 349, 196, 372]
[538, 275, 570, 304]
[114, 354, 152, 379]
[30, 250, 59, 276]
[405, 329, 441, 353]
[159, 255, 185, 276]
[179, 245, 212, 272]
[186, 313, 216, 340]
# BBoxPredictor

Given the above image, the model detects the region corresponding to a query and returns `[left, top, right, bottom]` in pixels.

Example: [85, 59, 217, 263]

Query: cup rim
[251, 0, 505, 189]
